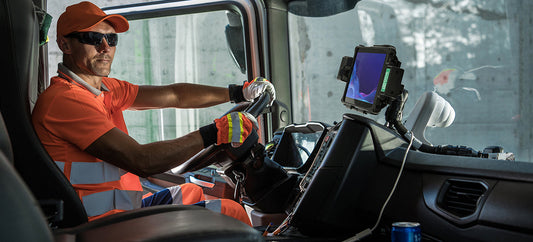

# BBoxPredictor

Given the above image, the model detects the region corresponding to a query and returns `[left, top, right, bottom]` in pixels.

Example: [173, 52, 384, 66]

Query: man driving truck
[31, 1, 275, 225]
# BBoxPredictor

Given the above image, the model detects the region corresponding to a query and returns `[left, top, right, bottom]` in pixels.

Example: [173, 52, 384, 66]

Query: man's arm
[130, 83, 230, 110]
[85, 127, 204, 177]
[84, 110, 258, 178]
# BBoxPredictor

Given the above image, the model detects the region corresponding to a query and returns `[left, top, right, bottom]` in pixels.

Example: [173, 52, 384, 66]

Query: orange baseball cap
[57, 1, 129, 37]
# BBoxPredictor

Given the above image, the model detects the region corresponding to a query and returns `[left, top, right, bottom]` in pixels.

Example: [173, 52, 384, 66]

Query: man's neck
[58, 63, 108, 96]
[76, 72, 103, 90]
[62, 62, 103, 90]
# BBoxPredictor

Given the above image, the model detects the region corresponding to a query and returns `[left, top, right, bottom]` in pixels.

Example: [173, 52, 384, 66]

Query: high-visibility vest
[55, 160, 143, 220]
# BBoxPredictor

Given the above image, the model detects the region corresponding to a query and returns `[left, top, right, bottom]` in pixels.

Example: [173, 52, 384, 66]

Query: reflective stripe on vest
[82, 189, 143, 217]
[54, 160, 142, 217]
[167, 185, 183, 205]
[205, 199, 222, 213]
[55, 161, 127, 185]
[55, 161, 65, 172]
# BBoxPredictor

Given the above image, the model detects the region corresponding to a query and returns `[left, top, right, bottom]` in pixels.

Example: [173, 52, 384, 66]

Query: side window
[111, 11, 247, 143]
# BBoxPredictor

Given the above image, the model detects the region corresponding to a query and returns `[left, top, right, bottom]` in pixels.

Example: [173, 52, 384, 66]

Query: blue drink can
[391, 222, 421, 242]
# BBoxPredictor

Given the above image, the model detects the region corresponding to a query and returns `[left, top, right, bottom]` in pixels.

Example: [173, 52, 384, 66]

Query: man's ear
[57, 36, 72, 54]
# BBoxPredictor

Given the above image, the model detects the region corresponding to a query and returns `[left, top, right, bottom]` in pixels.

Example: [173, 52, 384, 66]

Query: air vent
[437, 179, 487, 218]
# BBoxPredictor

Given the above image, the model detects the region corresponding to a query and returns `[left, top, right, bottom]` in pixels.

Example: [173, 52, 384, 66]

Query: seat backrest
[0, 109, 14, 163]
[0, 0, 88, 228]
[0, 113, 54, 242]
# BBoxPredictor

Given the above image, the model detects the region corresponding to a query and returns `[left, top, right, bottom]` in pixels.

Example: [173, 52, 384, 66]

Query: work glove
[229, 77, 276, 105]
[199, 112, 258, 148]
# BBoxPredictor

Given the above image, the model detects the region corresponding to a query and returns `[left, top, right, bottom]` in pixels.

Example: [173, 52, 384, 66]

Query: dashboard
[278, 113, 533, 241]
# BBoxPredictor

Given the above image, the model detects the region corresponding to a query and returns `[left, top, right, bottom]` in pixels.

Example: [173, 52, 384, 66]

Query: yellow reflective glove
[215, 112, 258, 147]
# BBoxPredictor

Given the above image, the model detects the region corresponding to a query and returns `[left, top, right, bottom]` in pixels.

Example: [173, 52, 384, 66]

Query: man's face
[65, 21, 117, 77]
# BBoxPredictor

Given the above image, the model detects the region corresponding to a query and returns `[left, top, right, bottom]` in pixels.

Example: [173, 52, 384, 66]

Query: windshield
[288, 0, 532, 161]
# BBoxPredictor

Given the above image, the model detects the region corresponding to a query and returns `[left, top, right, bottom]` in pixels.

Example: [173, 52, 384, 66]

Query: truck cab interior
[2, 0, 533, 241]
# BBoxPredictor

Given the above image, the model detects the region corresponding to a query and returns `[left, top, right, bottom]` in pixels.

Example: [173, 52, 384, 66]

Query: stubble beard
[90, 58, 113, 77]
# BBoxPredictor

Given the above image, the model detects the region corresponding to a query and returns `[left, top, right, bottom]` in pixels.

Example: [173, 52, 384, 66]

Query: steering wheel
[173, 92, 271, 174]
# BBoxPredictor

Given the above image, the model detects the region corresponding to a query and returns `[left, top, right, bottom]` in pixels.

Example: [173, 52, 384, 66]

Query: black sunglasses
[65, 32, 118, 47]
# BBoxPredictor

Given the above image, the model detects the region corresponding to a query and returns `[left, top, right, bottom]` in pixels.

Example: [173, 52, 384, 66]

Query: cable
[371, 133, 413, 232]
[343, 134, 414, 242]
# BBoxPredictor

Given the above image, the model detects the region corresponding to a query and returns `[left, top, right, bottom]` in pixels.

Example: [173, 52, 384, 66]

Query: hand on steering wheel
[173, 92, 271, 174]
[229, 77, 276, 106]
[242, 77, 276, 105]
[215, 112, 258, 148]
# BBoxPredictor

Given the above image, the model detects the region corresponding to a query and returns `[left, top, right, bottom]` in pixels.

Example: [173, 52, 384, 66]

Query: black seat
[0, 0, 87, 228]
[0, 0, 263, 241]
[0, 113, 54, 242]
[0, 0, 88, 228]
